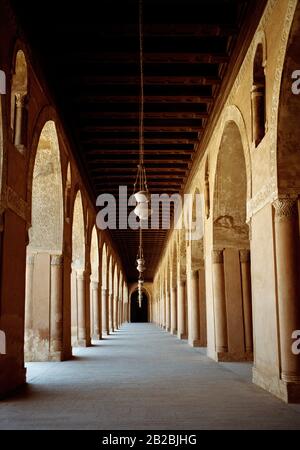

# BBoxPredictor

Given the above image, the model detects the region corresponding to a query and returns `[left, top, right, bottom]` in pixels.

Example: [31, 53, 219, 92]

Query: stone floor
[1, 323, 300, 430]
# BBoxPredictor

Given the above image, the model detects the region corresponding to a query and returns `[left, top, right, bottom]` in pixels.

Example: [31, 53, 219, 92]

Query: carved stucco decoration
[210, 0, 297, 220]
[6, 186, 30, 223]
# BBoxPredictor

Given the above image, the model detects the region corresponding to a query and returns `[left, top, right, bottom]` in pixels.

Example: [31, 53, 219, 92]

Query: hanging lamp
[133, 0, 150, 220]
[134, 0, 147, 308]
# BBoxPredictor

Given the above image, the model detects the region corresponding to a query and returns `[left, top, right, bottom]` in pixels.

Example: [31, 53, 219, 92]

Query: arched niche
[113, 263, 119, 330]
[118, 273, 123, 324]
[212, 120, 253, 361]
[65, 162, 72, 223]
[101, 243, 109, 335]
[25, 120, 64, 362]
[213, 121, 249, 249]
[72, 191, 85, 271]
[90, 226, 101, 340]
[11, 49, 28, 149]
[108, 255, 114, 332]
[178, 229, 188, 339]
[71, 190, 87, 347]
[102, 243, 108, 289]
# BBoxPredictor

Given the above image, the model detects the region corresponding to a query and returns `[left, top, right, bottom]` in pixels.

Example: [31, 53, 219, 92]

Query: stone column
[109, 292, 114, 332]
[161, 293, 166, 329]
[76, 270, 87, 346]
[114, 297, 119, 330]
[101, 287, 109, 335]
[91, 281, 101, 340]
[177, 280, 186, 339]
[50, 255, 63, 356]
[240, 250, 253, 353]
[188, 270, 201, 347]
[170, 286, 177, 335]
[123, 301, 127, 323]
[273, 198, 300, 384]
[158, 298, 161, 326]
[251, 83, 265, 146]
[159, 296, 162, 327]
[128, 299, 131, 323]
[24, 254, 34, 355]
[212, 250, 228, 355]
[119, 296, 123, 326]
[14, 93, 25, 147]
[165, 290, 170, 332]
[25, 254, 34, 333]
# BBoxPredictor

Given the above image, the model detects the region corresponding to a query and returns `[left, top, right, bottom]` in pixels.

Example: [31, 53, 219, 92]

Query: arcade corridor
[1, 0, 300, 431]
[1, 324, 300, 430]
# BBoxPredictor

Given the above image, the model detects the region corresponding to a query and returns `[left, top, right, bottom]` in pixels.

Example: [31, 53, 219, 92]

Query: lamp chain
[139, 0, 144, 169]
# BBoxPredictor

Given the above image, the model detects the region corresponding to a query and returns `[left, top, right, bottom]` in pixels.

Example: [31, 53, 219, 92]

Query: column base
[25, 349, 65, 362]
[72, 339, 88, 347]
[92, 334, 102, 341]
[165, 326, 171, 332]
[188, 339, 202, 348]
[253, 367, 300, 403]
[178, 333, 188, 340]
[48, 351, 64, 362]
[216, 351, 253, 362]
[0, 356, 26, 399]
[61, 348, 72, 361]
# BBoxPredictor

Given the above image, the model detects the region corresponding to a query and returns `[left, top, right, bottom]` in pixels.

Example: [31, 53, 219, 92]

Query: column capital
[239, 249, 250, 263]
[251, 83, 265, 94]
[26, 254, 35, 265]
[15, 92, 26, 107]
[76, 270, 85, 281]
[191, 270, 199, 280]
[91, 281, 99, 290]
[51, 255, 63, 266]
[178, 279, 186, 288]
[212, 249, 224, 264]
[273, 197, 298, 221]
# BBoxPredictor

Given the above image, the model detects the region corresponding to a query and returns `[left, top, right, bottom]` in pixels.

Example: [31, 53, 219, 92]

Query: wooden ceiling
[12, 0, 267, 281]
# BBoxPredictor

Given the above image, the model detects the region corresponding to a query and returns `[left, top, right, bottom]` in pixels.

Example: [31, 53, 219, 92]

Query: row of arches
[25, 120, 130, 362]
[0, 44, 130, 373]
[152, 1, 300, 402]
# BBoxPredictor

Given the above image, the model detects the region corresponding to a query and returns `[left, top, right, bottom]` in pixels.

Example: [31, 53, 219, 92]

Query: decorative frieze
[6, 186, 30, 222]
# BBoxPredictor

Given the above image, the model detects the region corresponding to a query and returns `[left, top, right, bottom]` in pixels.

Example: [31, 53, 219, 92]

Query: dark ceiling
[12, 0, 267, 281]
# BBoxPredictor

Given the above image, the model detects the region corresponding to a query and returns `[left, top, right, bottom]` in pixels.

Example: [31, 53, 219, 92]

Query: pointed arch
[71, 190, 87, 347]
[11, 49, 28, 148]
[25, 120, 64, 362]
